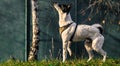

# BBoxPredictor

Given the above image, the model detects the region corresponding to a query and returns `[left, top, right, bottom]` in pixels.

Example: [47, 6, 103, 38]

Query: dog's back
[92, 24, 103, 34]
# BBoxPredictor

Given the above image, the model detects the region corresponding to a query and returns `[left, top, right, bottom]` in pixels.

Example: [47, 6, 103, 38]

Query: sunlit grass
[0, 58, 120, 66]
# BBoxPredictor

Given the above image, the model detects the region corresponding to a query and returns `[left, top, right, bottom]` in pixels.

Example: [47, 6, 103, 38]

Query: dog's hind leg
[92, 36, 107, 62]
[67, 41, 72, 56]
[84, 39, 94, 62]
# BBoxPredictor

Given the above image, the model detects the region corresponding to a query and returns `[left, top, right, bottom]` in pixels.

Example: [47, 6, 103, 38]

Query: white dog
[53, 3, 107, 62]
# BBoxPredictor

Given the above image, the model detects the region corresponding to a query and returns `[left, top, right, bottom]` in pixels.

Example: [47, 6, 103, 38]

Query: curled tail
[92, 24, 103, 34]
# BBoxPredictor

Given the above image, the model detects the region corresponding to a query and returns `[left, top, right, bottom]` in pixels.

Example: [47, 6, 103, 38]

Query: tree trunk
[28, 0, 40, 61]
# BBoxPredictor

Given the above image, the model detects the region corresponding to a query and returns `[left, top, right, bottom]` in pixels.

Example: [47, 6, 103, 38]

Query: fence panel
[0, 0, 26, 62]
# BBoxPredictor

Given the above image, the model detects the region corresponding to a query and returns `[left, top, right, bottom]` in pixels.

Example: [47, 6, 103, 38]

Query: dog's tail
[92, 24, 103, 34]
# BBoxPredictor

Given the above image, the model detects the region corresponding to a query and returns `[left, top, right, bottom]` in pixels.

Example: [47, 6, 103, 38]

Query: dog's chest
[59, 22, 73, 34]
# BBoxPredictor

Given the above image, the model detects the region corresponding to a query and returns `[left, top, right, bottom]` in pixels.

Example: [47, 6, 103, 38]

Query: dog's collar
[59, 22, 73, 34]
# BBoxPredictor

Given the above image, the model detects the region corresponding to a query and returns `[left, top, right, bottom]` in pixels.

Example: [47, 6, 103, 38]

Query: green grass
[0, 58, 120, 66]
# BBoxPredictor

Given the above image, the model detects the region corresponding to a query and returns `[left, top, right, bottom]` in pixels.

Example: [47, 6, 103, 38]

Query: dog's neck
[58, 13, 73, 27]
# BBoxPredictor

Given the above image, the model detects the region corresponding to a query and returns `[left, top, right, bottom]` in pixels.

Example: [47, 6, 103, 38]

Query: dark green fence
[0, 0, 26, 62]
[0, 0, 119, 62]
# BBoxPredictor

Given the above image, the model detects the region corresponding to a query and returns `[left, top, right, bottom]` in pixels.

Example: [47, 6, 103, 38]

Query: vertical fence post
[25, 0, 27, 61]
[28, 0, 40, 61]
[25, 0, 31, 61]
[51, 37, 54, 58]
[74, 0, 77, 58]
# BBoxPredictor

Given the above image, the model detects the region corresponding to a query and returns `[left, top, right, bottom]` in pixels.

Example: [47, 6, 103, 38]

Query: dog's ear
[67, 3, 72, 9]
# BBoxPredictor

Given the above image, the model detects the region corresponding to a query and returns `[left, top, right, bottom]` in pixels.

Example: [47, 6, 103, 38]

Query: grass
[0, 58, 120, 66]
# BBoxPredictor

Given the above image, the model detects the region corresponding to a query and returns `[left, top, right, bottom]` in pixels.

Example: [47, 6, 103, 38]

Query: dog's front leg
[62, 41, 68, 62]
[67, 41, 72, 56]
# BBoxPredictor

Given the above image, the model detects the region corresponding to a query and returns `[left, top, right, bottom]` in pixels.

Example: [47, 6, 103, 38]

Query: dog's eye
[58, 4, 61, 7]
[58, 5, 60, 6]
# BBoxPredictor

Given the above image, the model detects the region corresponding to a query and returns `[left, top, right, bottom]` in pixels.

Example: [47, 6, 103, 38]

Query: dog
[53, 2, 107, 62]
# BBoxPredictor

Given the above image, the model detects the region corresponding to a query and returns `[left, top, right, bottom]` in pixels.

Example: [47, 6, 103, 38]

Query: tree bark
[28, 0, 40, 61]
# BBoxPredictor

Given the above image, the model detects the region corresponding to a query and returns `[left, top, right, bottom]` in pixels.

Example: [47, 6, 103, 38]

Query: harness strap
[70, 24, 77, 41]
[59, 22, 73, 34]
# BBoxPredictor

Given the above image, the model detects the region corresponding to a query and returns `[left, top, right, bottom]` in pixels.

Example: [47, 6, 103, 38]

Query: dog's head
[54, 2, 72, 14]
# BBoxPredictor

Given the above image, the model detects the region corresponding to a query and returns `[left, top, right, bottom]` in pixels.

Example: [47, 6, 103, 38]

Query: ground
[0, 58, 120, 66]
